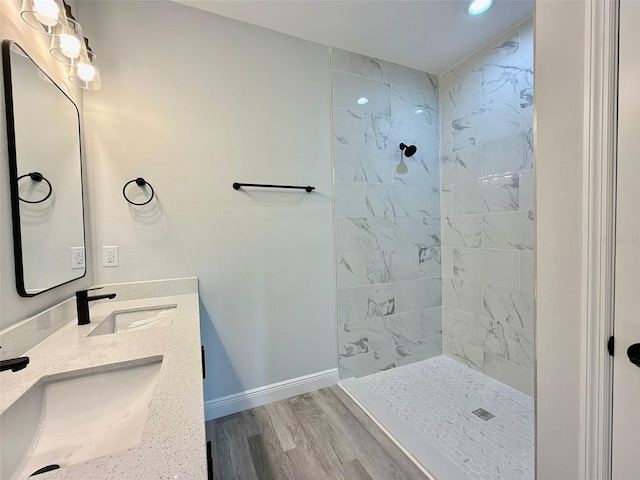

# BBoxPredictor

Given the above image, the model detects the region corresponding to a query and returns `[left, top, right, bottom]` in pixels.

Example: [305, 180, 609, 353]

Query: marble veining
[441, 145, 482, 186]
[362, 56, 418, 89]
[520, 89, 534, 132]
[453, 247, 519, 288]
[332, 70, 392, 116]
[395, 277, 442, 313]
[520, 250, 534, 292]
[481, 129, 534, 176]
[393, 155, 439, 187]
[334, 145, 394, 184]
[450, 32, 521, 86]
[419, 245, 441, 278]
[335, 181, 367, 217]
[365, 113, 439, 153]
[483, 284, 534, 330]
[443, 215, 483, 248]
[339, 318, 442, 378]
[453, 174, 519, 215]
[390, 248, 419, 282]
[440, 19, 534, 395]
[451, 94, 520, 151]
[519, 170, 534, 212]
[338, 283, 395, 324]
[441, 247, 453, 278]
[365, 183, 418, 217]
[446, 310, 533, 369]
[333, 108, 364, 146]
[477, 59, 533, 106]
[334, 48, 441, 378]
[394, 217, 441, 250]
[420, 306, 443, 338]
[336, 217, 394, 252]
[444, 335, 486, 371]
[482, 210, 534, 250]
[443, 277, 483, 315]
[332, 48, 363, 75]
[418, 185, 441, 219]
[417, 71, 439, 95]
[391, 85, 439, 126]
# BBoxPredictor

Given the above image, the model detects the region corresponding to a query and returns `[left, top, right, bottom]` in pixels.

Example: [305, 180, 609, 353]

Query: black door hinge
[608, 336, 615, 356]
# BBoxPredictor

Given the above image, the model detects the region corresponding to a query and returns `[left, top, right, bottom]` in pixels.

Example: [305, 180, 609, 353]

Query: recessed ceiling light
[467, 0, 494, 16]
[357, 97, 369, 105]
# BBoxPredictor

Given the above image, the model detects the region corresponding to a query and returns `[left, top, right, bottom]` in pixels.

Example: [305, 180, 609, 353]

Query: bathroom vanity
[0, 278, 207, 480]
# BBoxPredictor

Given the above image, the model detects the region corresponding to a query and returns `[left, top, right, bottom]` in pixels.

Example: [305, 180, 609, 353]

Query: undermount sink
[88, 305, 177, 337]
[0, 359, 162, 480]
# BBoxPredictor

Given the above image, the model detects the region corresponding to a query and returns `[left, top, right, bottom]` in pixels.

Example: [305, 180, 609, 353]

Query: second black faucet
[76, 287, 116, 325]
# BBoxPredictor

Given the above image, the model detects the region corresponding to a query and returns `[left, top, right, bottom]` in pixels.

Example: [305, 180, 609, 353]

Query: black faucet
[0, 356, 30, 372]
[0, 346, 29, 372]
[76, 287, 116, 325]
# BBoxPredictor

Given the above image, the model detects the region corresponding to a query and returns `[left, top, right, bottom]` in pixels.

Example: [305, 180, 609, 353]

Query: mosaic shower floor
[341, 355, 534, 480]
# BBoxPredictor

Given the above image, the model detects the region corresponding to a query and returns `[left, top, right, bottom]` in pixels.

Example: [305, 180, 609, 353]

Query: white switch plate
[102, 246, 119, 267]
[70, 247, 85, 269]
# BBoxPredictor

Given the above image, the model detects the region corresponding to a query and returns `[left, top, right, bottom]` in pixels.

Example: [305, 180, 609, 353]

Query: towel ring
[17, 172, 52, 204]
[122, 177, 155, 206]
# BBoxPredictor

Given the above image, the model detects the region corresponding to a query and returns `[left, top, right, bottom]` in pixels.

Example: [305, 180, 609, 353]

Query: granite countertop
[0, 281, 206, 479]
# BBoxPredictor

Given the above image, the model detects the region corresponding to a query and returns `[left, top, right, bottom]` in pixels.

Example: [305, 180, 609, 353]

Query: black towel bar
[233, 182, 314, 193]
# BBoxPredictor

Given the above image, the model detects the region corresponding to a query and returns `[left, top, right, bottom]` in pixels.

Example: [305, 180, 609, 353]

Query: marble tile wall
[332, 48, 442, 378]
[439, 18, 535, 396]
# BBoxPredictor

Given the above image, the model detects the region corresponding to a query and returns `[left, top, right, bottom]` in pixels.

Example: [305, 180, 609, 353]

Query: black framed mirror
[2, 41, 86, 297]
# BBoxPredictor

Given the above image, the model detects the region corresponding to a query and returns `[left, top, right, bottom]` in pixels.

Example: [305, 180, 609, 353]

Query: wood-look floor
[205, 386, 428, 480]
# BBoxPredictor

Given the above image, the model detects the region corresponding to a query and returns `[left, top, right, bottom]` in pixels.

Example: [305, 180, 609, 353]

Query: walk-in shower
[332, 15, 535, 480]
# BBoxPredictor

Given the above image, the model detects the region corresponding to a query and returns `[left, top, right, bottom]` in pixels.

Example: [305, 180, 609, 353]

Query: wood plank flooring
[205, 386, 428, 480]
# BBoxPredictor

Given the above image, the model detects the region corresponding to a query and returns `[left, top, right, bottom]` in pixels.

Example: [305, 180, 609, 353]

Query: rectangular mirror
[2, 41, 86, 297]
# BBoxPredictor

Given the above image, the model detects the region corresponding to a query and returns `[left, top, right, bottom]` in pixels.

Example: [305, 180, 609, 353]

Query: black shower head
[399, 143, 417, 157]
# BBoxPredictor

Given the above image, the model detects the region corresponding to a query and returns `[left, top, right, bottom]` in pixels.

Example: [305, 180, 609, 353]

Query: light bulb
[77, 62, 96, 82]
[59, 33, 81, 59]
[33, 0, 60, 27]
[467, 0, 494, 15]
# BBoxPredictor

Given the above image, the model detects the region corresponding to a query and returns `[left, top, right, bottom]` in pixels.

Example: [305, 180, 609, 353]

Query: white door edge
[580, 1, 618, 479]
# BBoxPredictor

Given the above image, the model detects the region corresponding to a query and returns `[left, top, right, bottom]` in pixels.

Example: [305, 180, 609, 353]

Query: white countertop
[0, 288, 207, 479]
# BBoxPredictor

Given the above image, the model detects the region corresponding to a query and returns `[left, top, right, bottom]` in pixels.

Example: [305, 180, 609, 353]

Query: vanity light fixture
[69, 38, 101, 90]
[20, 0, 67, 36]
[466, 0, 495, 16]
[49, 14, 86, 65]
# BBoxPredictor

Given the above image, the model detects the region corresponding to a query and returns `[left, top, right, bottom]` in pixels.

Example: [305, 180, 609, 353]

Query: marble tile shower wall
[439, 18, 535, 396]
[331, 48, 443, 379]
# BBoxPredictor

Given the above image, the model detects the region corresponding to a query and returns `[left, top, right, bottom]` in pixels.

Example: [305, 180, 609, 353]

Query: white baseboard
[204, 368, 339, 421]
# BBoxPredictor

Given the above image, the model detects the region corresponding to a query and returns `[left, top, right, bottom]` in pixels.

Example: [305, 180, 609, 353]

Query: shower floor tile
[341, 355, 534, 480]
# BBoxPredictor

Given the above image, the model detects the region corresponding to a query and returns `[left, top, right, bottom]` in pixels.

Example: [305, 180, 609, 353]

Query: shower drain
[472, 408, 495, 421]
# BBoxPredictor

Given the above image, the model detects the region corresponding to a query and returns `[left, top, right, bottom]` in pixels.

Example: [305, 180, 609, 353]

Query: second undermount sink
[0, 358, 163, 480]
[88, 305, 177, 337]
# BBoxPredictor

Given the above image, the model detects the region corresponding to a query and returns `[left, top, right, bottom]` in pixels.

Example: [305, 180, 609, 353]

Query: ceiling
[170, 0, 533, 74]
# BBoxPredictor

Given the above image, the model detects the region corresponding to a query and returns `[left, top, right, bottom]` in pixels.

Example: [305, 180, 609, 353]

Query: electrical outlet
[70, 247, 85, 269]
[102, 246, 119, 267]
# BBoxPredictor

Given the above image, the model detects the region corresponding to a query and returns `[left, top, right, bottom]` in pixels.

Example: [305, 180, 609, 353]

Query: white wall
[0, 0, 93, 331]
[535, 1, 587, 478]
[78, 1, 336, 401]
